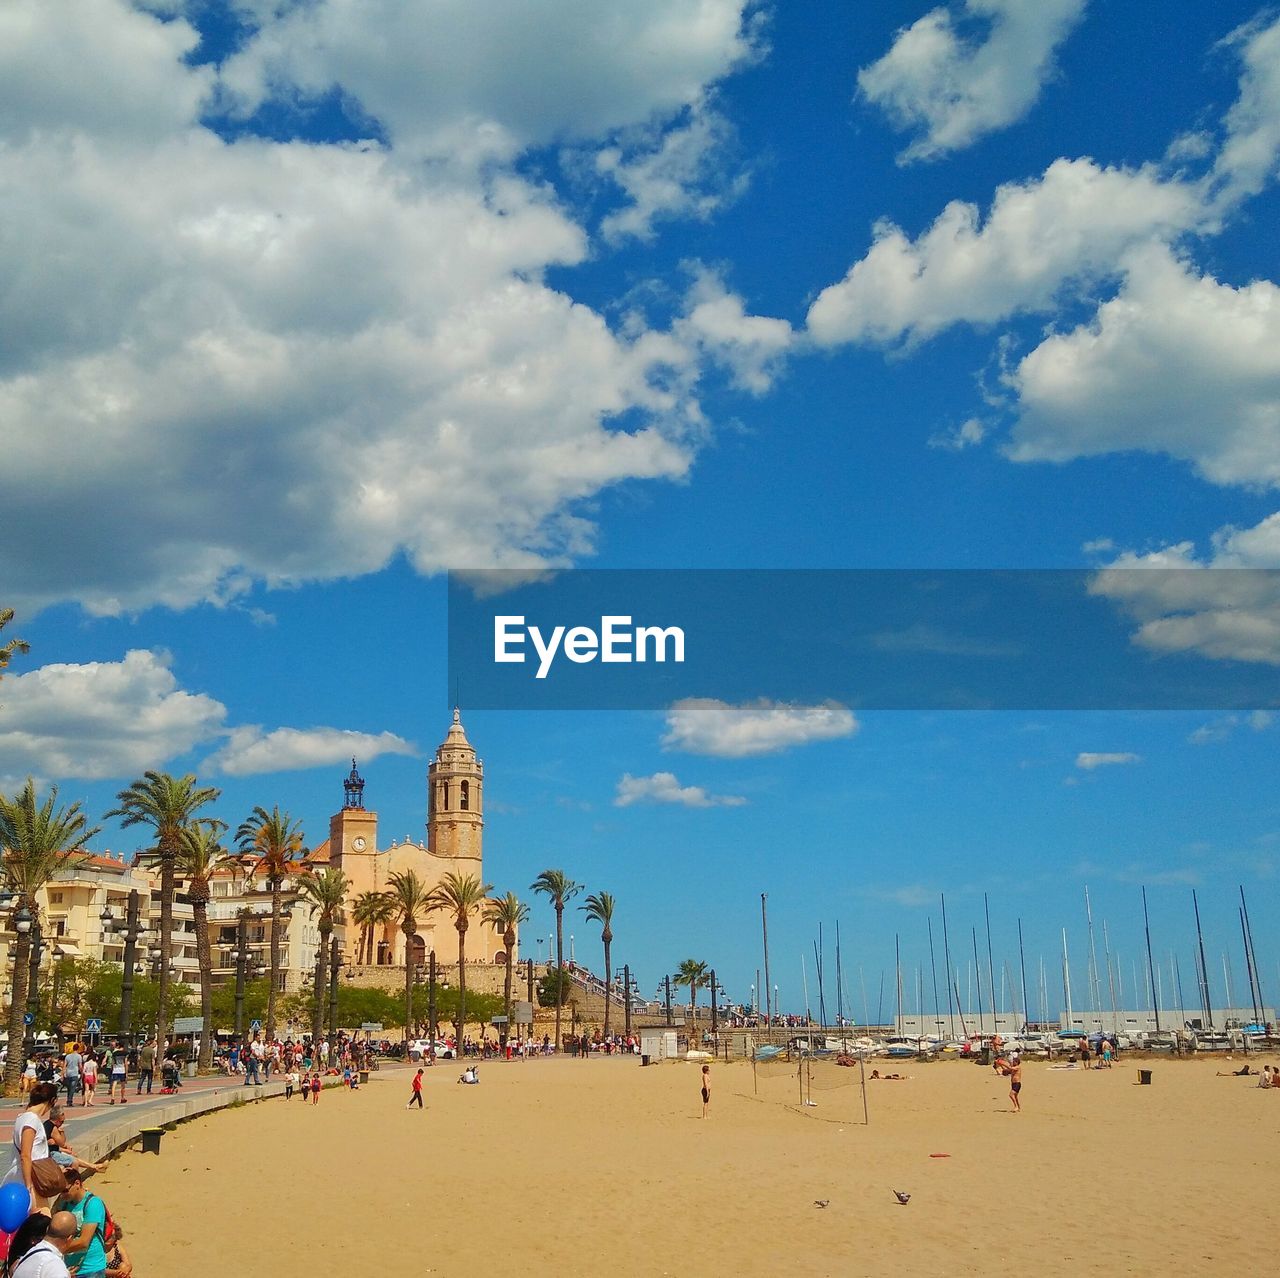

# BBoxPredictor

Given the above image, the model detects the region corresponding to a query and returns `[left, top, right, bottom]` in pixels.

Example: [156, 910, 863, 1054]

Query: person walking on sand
[1003, 1053, 1023, 1112]
[310, 1073, 321, 1105]
[406, 1068, 425, 1109]
[700, 1064, 711, 1118]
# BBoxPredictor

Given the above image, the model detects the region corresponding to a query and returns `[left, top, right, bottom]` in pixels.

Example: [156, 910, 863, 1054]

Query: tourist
[103, 1218, 132, 1278]
[1004, 1052, 1023, 1112]
[61, 1045, 83, 1110]
[285, 1067, 298, 1101]
[106, 1043, 128, 1105]
[6, 1082, 60, 1211]
[80, 1052, 98, 1109]
[1258, 1065, 1274, 1088]
[700, 1064, 711, 1119]
[57, 1167, 110, 1278]
[21, 1059, 37, 1097]
[310, 1073, 321, 1105]
[8, 1211, 79, 1277]
[406, 1067, 425, 1109]
[135, 1040, 155, 1096]
[45, 1109, 107, 1177]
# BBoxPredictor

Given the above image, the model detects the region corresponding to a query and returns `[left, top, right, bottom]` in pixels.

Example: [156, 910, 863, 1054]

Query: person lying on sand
[868, 1070, 908, 1080]
[1217, 1065, 1252, 1076]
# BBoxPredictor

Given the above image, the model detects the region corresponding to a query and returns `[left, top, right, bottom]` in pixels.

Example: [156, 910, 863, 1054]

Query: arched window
[440, 780, 449, 810]
[460, 780, 469, 810]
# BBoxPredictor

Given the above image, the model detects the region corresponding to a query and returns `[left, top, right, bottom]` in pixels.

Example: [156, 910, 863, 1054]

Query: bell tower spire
[427, 708, 483, 865]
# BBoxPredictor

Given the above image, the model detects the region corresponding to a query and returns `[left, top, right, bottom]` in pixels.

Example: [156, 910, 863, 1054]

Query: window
[441, 781, 449, 810]
[460, 780, 469, 810]
[49, 892, 63, 904]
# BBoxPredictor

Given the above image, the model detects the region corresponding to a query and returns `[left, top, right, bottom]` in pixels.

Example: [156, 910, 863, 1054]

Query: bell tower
[427, 709, 483, 865]
[329, 758, 378, 880]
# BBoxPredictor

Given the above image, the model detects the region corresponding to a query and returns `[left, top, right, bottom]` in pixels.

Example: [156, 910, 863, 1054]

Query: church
[308, 709, 512, 971]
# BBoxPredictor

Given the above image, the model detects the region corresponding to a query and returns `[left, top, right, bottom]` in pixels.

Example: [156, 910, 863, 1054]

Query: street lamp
[102, 890, 143, 1040]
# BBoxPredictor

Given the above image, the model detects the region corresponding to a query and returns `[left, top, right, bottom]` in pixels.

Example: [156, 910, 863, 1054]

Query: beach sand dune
[101, 1055, 1276, 1276]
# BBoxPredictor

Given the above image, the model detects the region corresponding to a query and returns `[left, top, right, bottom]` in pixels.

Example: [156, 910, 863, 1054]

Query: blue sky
[3, 0, 1279, 1018]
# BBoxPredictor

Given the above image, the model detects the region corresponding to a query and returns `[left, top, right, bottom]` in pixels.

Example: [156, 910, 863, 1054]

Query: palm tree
[581, 891, 616, 1038]
[297, 868, 350, 1048]
[174, 819, 234, 1071]
[0, 780, 99, 1094]
[531, 869, 581, 1050]
[483, 892, 529, 1048]
[106, 771, 219, 1045]
[386, 870, 434, 1043]
[352, 890, 396, 965]
[430, 872, 494, 1045]
[0, 608, 28, 681]
[235, 806, 307, 1040]
[674, 959, 709, 1028]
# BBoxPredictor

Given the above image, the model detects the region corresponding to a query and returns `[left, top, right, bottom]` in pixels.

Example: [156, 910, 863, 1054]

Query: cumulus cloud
[596, 104, 749, 244]
[1007, 244, 1280, 486]
[0, 0, 764, 617]
[1211, 13, 1280, 207]
[0, 650, 226, 780]
[806, 159, 1201, 348]
[662, 698, 857, 757]
[614, 770, 746, 808]
[1188, 710, 1273, 744]
[674, 271, 795, 394]
[1075, 751, 1140, 770]
[204, 726, 417, 776]
[859, 0, 1088, 163]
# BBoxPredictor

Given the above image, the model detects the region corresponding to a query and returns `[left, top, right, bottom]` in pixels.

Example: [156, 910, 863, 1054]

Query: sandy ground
[98, 1053, 1279, 1276]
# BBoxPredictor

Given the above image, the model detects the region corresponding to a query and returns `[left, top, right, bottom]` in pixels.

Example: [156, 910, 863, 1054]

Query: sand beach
[97, 1052, 1277, 1277]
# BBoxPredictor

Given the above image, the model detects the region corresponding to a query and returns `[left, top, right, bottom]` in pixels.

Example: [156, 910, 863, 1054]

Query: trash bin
[186, 1061, 197, 1077]
[359, 1070, 369, 1084]
[641, 1053, 650, 1067]
[1138, 1069, 1153, 1085]
[140, 1128, 164, 1155]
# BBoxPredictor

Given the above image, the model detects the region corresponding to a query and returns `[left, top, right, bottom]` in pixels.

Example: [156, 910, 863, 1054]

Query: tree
[581, 891, 616, 1038]
[0, 780, 100, 1094]
[531, 869, 581, 1050]
[235, 805, 307, 1040]
[386, 870, 434, 1042]
[352, 890, 396, 966]
[0, 609, 28, 683]
[106, 772, 219, 1046]
[175, 819, 234, 1069]
[537, 966, 572, 1008]
[431, 872, 493, 1044]
[297, 868, 349, 1046]
[674, 959, 709, 1026]
[483, 891, 529, 1048]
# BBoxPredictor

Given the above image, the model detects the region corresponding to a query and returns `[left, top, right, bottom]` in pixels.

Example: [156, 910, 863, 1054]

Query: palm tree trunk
[502, 927, 515, 1049]
[602, 934, 612, 1039]
[554, 902, 564, 1050]
[403, 926, 413, 1044]
[157, 851, 175, 1042]
[456, 921, 468, 1045]
[194, 897, 214, 1070]
[266, 879, 281, 1040]
[313, 921, 329, 1047]
[3, 928, 32, 1095]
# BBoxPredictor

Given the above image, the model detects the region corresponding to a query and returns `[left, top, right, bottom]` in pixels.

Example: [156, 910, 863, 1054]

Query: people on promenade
[61, 1046, 82, 1110]
[6, 1083, 59, 1212]
[106, 1043, 127, 1106]
[135, 1041, 154, 1097]
[80, 1054, 98, 1109]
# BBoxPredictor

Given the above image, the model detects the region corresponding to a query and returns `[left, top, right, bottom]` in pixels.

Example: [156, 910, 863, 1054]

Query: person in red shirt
[406, 1068, 425, 1109]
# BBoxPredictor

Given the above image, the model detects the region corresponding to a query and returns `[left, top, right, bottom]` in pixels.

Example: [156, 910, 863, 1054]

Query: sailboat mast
[1142, 886, 1161, 1032]
[928, 917, 941, 1036]
[1017, 918, 1030, 1033]
[984, 893, 997, 1032]
[1192, 889, 1213, 1028]
[940, 893, 956, 1038]
[761, 893, 772, 1029]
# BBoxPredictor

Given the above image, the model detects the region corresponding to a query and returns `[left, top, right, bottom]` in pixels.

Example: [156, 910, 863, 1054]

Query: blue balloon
[0, 1181, 31, 1233]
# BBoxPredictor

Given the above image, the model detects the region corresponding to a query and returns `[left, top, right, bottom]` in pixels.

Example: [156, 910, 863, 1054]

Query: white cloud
[220, 0, 760, 161]
[614, 771, 746, 808]
[204, 726, 417, 776]
[662, 698, 857, 757]
[0, 650, 226, 780]
[674, 271, 795, 394]
[1211, 13, 1280, 207]
[1075, 751, 1140, 770]
[859, 0, 1087, 163]
[1007, 244, 1280, 486]
[806, 159, 1202, 348]
[0, 0, 765, 617]
[928, 417, 987, 451]
[1189, 710, 1274, 744]
[596, 104, 749, 244]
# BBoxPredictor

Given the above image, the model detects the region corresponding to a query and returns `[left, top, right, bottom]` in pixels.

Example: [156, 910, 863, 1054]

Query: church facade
[311, 709, 512, 971]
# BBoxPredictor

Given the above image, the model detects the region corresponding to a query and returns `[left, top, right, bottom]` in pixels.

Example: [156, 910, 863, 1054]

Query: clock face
[352, 836, 367, 851]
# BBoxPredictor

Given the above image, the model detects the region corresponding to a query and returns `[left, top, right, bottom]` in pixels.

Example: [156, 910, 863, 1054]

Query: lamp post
[428, 949, 438, 1044]
[103, 890, 143, 1041]
[623, 964, 633, 1038]
[710, 968, 718, 1038]
[26, 920, 42, 1054]
[233, 911, 249, 1040]
[328, 937, 340, 1045]
[13, 903, 33, 1062]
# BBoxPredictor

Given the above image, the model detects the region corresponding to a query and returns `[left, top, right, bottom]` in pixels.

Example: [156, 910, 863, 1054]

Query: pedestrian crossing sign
[86, 1017, 103, 1032]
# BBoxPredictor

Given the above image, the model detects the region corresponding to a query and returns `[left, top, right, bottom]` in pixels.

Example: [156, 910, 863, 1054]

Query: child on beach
[700, 1064, 711, 1118]
[310, 1073, 321, 1104]
[407, 1068, 424, 1109]
[285, 1069, 298, 1100]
